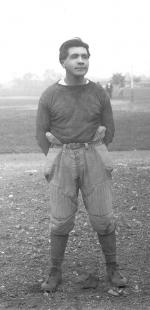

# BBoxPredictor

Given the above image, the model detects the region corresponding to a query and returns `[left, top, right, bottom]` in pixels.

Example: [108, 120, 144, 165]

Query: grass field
[0, 98, 150, 153]
[122, 86, 150, 102]
[0, 153, 150, 309]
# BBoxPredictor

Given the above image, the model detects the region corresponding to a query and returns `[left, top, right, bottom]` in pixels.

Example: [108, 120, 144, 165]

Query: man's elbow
[35, 132, 47, 155]
[104, 128, 115, 146]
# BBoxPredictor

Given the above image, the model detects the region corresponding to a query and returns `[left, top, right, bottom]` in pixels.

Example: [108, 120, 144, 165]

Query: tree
[133, 76, 141, 83]
[112, 73, 125, 87]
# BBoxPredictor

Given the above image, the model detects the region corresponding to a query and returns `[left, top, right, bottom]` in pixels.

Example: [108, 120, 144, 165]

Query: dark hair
[59, 37, 90, 64]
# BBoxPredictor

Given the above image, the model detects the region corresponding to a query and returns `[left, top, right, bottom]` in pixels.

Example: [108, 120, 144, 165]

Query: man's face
[62, 47, 89, 77]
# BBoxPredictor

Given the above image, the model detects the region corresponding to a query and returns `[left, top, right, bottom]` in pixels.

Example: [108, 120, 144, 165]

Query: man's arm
[36, 93, 51, 155]
[101, 94, 115, 146]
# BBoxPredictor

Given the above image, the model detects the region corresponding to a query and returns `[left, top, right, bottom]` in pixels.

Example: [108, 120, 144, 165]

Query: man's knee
[89, 213, 116, 235]
[49, 214, 75, 235]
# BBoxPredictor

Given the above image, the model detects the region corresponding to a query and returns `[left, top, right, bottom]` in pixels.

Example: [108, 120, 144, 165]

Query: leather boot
[41, 233, 69, 292]
[106, 262, 127, 287]
[98, 230, 127, 287]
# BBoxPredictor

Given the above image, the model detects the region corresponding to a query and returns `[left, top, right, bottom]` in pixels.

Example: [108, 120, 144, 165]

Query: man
[36, 38, 127, 292]
[106, 82, 113, 99]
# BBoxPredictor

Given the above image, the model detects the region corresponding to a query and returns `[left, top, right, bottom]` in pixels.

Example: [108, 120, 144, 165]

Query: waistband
[51, 140, 103, 150]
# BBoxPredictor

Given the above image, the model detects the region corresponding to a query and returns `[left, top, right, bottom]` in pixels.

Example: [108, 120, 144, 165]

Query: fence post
[130, 66, 134, 105]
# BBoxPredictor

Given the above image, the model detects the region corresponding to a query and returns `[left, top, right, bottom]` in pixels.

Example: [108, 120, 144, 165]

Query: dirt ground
[0, 151, 150, 310]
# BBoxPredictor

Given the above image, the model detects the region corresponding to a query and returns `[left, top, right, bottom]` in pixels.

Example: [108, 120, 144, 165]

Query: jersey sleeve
[101, 93, 115, 146]
[36, 92, 51, 155]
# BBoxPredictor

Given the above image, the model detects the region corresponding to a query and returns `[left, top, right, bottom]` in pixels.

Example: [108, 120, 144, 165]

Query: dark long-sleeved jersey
[36, 80, 115, 155]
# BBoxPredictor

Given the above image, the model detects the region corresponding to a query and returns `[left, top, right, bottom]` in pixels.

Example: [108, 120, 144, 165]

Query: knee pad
[49, 214, 75, 235]
[89, 213, 116, 235]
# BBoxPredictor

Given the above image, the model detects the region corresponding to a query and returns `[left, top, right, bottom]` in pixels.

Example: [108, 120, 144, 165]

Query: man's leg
[41, 233, 69, 292]
[87, 210, 127, 286]
[97, 229, 127, 287]
[82, 145, 127, 287]
[41, 198, 77, 292]
[42, 149, 78, 292]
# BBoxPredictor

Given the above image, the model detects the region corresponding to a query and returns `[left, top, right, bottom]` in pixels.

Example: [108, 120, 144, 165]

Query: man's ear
[61, 61, 65, 68]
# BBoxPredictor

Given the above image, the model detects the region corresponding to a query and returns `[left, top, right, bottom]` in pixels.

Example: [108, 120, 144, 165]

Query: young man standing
[36, 38, 127, 292]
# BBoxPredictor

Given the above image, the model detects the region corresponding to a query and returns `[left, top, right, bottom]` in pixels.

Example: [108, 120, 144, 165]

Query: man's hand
[45, 132, 61, 145]
[45, 132, 54, 143]
[97, 126, 106, 139]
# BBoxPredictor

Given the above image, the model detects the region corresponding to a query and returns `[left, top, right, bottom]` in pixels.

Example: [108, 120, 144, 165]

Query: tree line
[0, 71, 148, 96]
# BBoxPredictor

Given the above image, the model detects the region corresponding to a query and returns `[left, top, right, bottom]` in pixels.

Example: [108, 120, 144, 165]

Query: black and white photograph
[0, 0, 150, 309]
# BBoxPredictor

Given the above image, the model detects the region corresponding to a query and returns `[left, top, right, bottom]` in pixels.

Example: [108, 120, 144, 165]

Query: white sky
[0, 0, 150, 83]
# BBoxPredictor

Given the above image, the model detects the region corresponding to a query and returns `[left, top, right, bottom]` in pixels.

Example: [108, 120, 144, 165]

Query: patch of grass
[110, 110, 150, 151]
[123, 86, 150, 102]
[0, 109, 39, 153]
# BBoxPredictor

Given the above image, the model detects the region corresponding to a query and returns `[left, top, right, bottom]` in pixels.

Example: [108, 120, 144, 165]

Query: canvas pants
[45, 142, 115, 236]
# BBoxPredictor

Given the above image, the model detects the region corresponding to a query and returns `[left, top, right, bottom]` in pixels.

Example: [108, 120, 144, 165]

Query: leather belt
[64, 142, 90, 149]
[51, 140, 102, 150]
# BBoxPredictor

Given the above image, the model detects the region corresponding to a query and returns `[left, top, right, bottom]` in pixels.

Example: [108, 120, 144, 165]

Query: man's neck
[64, 75, 88, 86]
[59, 78, 89, 86]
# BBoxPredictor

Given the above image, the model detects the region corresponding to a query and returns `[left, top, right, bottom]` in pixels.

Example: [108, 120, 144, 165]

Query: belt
[51, 140, 102, 150]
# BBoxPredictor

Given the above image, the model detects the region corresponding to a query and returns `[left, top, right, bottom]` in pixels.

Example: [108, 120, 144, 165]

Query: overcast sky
[0, 0, 150, 83]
